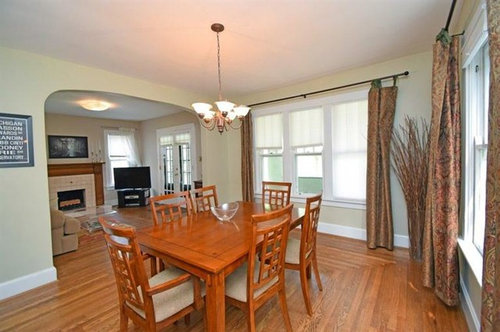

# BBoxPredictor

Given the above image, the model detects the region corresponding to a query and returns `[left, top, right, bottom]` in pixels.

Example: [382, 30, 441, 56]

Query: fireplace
[48, 163, 105, 208]
[58, 189, 85, 211]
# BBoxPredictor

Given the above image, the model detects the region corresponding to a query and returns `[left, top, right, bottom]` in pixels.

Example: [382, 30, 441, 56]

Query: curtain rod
[445, 0, 457, 31]
[248, 71, 409, 108]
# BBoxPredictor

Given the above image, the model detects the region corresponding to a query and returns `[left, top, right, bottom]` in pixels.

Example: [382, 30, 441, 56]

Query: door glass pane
[179, 143, 192, 191]
[161, 144, 174, 194]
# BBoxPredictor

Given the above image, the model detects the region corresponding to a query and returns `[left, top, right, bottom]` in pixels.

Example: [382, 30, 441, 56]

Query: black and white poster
[0, 113, 34, 168]
[48, 135, 88, 158]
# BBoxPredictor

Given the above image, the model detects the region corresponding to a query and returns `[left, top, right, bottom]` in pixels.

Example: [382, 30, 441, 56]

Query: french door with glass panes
[156, 125, 196, 195]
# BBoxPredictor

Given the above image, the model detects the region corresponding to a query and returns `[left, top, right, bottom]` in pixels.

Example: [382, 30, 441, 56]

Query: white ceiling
[45, 90, 185, 121]
[0, 1, 458, 119]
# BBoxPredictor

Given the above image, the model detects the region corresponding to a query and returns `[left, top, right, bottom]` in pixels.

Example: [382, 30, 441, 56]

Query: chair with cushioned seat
[285, 193, 323, 315]
[225, 204, 293, 332]
[99, 216, 204, 331]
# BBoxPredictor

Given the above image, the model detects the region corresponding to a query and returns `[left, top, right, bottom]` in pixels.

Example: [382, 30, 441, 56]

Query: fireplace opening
[58, 189, 85, 211]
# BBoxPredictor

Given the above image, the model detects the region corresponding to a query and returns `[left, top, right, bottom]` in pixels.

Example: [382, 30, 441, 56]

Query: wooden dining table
[136, 201, 305, 332]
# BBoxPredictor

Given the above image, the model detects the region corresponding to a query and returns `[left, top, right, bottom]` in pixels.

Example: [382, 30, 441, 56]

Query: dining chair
[98, 216, 204, 332]
[149, 191, 195, 272]
[262, 181, 292, 208]
[191, 185, 219, 212]
[225, 204, 293, 332]
[150, 191, 194, 225]
[285, 193, 323, 316]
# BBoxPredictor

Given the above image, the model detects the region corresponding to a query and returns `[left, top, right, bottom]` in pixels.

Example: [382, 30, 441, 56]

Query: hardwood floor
[0, 206, 467, 331]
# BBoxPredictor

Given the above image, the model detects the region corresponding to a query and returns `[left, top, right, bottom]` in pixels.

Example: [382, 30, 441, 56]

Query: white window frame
[458, 0, 488, 286]
[293, 145, 323, 195]
[252, 89, 368, 209]
[104, 129, 138, 188]
[255, 147, 283, 184]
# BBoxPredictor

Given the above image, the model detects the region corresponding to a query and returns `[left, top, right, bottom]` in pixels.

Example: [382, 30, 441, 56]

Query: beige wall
[200, 129, 233, 202]
[232, 51, 434, 237]
[44, 113, 141, 203]
[0, 46, 210, 286]
[140, 111, 202, 196]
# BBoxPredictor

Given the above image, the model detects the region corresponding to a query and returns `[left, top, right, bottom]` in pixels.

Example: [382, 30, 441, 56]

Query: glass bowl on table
[210, 202, 239, 222]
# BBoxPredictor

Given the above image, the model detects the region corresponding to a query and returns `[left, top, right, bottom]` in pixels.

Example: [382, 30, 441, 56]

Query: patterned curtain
[366, 81, 397, 250]
[422, 34, 461, 306]
[241, 111, 254, 202]
[481, 1, 500, 330]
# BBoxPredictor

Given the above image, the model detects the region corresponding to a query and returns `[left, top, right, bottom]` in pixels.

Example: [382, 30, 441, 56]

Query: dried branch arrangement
[391, 116, 429, 260]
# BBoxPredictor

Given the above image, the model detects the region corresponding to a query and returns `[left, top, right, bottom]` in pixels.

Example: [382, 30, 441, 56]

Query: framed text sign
[0, 113, 34, 168]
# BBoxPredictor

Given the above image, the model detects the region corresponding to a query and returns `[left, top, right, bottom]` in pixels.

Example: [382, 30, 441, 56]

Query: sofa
[50, 209, 80, 255]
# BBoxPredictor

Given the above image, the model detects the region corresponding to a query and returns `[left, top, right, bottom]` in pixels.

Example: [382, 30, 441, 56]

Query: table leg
[205, 271, 225, 332]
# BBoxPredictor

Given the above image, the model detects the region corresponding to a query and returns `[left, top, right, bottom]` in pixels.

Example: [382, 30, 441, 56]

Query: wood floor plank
[0, 207, 468, 331]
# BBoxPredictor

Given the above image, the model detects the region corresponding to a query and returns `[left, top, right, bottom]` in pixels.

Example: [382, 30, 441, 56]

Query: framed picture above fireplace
[48, 135, 89, 159]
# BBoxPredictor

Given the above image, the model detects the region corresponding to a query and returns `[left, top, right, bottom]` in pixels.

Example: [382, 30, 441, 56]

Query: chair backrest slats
[99, 217, 150, 312]
[301, 194, 322, 259]
[248, 204, 293, 297]
[150, 191, 193, 225]
[262, 181, 292, 208]
[191, 185, 219, 212]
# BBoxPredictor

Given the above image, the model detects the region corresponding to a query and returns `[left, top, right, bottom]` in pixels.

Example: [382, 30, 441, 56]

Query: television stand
[117, 188, 150, 208]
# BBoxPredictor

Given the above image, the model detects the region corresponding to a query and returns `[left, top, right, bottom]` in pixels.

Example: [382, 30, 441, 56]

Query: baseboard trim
[0, 267, 57, 301]
[460, 277, 480, 332]
[317, 222, 409, 248]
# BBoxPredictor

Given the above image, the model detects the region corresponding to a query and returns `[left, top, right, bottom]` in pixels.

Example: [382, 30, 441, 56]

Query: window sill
[254, 194, 366, 210]
[458, 238, 483, 286]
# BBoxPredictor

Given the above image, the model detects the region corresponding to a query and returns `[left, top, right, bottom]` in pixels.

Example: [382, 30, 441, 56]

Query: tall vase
[407, 208, 425, 261]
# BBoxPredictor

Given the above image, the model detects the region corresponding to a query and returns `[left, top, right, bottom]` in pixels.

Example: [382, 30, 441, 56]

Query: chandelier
[192, 23, 250, 134]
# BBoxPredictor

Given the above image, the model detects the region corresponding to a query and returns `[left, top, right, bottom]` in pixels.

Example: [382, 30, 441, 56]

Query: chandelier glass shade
[192, 23, 250, 134]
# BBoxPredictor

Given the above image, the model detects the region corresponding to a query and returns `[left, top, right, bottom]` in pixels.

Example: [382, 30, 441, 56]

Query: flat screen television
[114, 166, 151, 190]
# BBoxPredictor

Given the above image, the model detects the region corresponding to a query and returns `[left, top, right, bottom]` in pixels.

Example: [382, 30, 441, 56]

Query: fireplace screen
[57, 189, 85, 211]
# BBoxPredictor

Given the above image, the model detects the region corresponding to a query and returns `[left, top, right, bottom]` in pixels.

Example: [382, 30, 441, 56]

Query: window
[253, 90, 368, 206]
[290, 108, 323, 194]
[331, 100, 368, 201]
[464, 41, 489, 254]
[105, 129, 140, 187]
[255, 113, 283, 182]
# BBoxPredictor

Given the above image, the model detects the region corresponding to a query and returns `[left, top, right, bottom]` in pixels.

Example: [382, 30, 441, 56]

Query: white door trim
[156, 124, 197, 195]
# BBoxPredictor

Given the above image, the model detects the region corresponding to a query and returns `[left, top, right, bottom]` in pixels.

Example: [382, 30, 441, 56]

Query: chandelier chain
[192, 23, 250, 134]
[216, 32, 222, 101]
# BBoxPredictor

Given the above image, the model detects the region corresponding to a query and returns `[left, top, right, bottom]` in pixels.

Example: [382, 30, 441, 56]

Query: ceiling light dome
[79, 100, 112, 111]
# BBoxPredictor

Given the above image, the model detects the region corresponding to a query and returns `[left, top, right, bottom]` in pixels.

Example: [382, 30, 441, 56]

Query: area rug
[66, 205, 117, 233]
